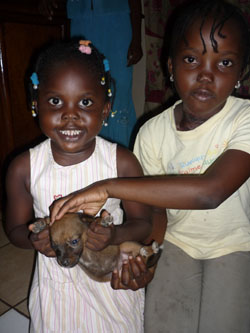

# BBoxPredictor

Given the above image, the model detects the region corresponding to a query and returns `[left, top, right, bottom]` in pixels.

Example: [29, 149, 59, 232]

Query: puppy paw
[139, 246, 149, 257]
[152, 241, 164, 254]
[100, 215, 113, 227]
[31, 220, 47, 233]
[152, 241, 159, 253]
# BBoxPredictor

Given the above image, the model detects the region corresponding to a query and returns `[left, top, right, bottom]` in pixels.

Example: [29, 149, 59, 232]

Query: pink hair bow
[79, 40, 92, 54]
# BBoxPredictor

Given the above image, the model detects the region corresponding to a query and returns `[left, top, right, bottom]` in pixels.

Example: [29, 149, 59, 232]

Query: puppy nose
[61, 258, 70, 267]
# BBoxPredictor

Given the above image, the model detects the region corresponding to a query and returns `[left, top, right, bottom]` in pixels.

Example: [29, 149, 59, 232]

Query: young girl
[5, 39, 152, 332]
[50, 1, 250, 332]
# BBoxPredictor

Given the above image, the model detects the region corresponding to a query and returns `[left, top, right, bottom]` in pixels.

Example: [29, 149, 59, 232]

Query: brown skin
[111, 207, 167, 290]
[30, 212, 160, 283]
[38, 0, 143, 65]
[169, 17, 245, 130]
[5, 59, 153, 289]
[127, 0, 143, 66]
[50, 17, 250, 234]
[49, 17, 250, 287]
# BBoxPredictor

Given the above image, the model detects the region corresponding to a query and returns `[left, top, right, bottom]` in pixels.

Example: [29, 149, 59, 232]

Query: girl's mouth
[192, 89, 214, 102]
[60, 130, 82, 136]
[59, 129, 84, 141]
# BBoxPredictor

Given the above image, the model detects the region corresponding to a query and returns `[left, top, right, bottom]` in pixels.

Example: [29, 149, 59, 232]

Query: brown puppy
[31, 212, 162, 282]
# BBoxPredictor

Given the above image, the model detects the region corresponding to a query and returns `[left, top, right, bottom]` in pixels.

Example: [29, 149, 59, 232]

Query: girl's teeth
[60, 130, 81, 136]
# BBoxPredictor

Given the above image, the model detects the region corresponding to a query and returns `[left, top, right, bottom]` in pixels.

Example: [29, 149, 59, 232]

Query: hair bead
[31, 101, 37, 117]
[108, 89, 112, 97]
[101, 77, 106, 85]
[30, 72, 39, 89]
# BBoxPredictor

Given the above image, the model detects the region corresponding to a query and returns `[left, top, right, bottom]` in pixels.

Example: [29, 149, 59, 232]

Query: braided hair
[30, 39, 113, 104]
[167, 0, 250, 76]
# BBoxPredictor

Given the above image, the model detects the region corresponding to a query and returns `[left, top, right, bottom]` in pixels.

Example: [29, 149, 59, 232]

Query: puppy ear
[100, 215, 113, 227]
[100, 209, 111, 218]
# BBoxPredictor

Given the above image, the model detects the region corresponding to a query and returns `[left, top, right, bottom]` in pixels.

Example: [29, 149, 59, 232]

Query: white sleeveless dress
[29, 137, 144, 333]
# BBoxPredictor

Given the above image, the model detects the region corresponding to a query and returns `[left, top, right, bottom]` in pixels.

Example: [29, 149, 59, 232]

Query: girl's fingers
[120, 261, 132, 286]
[111, 269, 120, 289]
[50, 195, 77, 222]
[128, 256, 143, 278]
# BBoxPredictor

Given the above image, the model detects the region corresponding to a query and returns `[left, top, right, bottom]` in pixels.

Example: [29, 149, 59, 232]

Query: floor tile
[15, 299, 30, 318]
[0, 244, 35, 306]
[0, 308, 29, 333]
[0, 300, 10, 316]
[0, 219, 9, 247]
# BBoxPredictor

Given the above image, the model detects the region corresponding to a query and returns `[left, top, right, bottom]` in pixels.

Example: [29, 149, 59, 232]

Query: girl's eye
[79, 99, 93, 108]
[48, 97, 62, 106]
[219, 59, 233, 67]
[184, 56, 197, 64]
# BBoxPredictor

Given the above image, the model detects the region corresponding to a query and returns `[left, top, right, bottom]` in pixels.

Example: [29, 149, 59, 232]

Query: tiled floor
[0, 213, 35, 332]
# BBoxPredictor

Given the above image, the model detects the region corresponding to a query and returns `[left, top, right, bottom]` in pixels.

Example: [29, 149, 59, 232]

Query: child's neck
[50, 139, 96, 166]
[175, 103, 209, 131]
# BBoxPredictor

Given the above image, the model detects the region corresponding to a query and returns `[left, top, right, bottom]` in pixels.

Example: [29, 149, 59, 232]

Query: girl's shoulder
[29, 138, 50, 154]
[227, 96, 250, 114]
[95, 136, 117, 157]
[140, 100, 181, 132]
[136, 101, 181, 145]
[116, 145, 143, 178]
[7, 150, 30, 190]
[8, 139, 50, 182]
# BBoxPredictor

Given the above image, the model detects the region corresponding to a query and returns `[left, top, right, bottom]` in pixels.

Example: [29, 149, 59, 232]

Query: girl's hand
[28, 225, 56, 257]
[50, 181, 109, 223]
[111, 256, 155, 291]
[86, 220, 115, 251]
[127, 41, 143, 66]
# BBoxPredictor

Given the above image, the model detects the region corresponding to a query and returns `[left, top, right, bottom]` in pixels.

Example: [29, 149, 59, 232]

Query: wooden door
[0, 0, 69, 205]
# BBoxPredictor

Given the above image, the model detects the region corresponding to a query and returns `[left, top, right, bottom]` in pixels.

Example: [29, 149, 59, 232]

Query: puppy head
[50, 213, 89, 268]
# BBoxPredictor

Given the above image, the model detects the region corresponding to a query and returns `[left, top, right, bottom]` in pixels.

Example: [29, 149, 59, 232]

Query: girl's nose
[197, 68, 214, 83]
[61, 108, 80, 121]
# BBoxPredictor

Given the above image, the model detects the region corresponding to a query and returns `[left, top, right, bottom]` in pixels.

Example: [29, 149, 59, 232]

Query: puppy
[31, 212, 162, 282]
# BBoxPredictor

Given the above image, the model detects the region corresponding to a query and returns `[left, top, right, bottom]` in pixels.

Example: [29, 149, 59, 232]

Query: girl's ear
[167, 58, 173, 76]
[102, 101, 111, 119]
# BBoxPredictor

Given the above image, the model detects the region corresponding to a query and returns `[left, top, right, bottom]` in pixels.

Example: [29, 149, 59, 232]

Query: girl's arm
[5, 151, 55, 256]
[83, 146, 152, 251]
[112, 146, 152, 243]
[127, 0, 143, 66]
[50, 149, 250, 219]
[5, 151, 34, 248]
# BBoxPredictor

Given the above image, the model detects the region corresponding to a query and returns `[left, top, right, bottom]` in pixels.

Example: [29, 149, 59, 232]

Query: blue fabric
[67, 0, 137, 147]
[67, 0, 130, 16]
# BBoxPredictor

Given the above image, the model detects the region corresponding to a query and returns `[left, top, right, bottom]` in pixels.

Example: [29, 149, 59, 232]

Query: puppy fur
[32, 212, 162, 282]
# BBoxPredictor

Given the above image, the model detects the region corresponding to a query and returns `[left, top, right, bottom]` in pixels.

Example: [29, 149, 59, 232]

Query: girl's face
[168, 16, 244, 120]
[37, 61, 110, 165]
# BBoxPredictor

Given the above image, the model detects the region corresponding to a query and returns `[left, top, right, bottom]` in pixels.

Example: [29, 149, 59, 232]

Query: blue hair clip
[103, 59, 110, 72]
[30, 72, 39, 89]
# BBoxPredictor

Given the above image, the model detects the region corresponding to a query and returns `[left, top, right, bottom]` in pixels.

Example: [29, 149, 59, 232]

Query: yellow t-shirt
[134, 96, 250, 259]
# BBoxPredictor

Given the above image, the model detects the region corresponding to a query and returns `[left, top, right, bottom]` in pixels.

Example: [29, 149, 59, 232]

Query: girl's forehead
[181, 16, 243, 50]
[39, 60, 106, 98]
[43, 60, 99, 85]
[51, 60, 95, 76]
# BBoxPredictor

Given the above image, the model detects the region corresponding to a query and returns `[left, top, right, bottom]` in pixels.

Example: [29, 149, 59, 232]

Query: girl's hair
[30, 39, 113, 102]
[168, 0, 250, 75]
